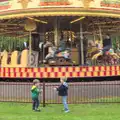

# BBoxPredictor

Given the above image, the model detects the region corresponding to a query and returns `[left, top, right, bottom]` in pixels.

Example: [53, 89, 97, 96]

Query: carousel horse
[43, 41, 57, 62]
[87, 40, 119, 65]
[115, 42, 120, 58]
[116, 49, 120, 58]
[91, 41, 119, 65]
[92, 48, 119, 60]
[43, 41, 72, 65]
[87, 40, 100, 59]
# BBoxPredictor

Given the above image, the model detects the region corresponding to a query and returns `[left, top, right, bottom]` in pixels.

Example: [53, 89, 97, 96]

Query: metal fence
[0, 81, 120, 105]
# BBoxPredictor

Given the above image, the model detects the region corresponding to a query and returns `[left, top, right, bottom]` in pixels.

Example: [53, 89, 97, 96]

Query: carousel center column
[54, 17, 60, 46]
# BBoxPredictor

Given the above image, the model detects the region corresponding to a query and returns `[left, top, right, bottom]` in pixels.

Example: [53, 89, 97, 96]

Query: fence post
[43, 80, 45, 107]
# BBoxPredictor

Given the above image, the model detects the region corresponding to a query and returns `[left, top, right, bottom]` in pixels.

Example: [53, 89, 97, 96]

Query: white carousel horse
[43, 41, 57, 61]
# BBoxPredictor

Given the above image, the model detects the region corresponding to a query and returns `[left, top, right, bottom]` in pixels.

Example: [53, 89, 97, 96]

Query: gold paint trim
[0, 11, 120, 19]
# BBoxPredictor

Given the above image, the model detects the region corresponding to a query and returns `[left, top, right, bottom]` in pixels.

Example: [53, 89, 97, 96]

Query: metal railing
[0, 81, 120, 105]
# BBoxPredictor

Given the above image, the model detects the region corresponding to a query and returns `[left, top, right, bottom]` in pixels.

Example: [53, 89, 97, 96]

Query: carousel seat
[17, 49, 28, 67]
[1, 51, 18, 67]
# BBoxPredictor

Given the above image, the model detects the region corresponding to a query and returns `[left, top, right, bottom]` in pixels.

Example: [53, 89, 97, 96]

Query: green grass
[0, 103, 120, 120]
[1, 97, 120, 103]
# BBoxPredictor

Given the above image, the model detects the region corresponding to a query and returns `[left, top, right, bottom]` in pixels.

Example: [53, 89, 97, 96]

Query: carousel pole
[54, 17, 59, 46]
[70, 23, 73, 66]
[93, 25, 96, 42]
[69, 24, 72, 49]
[25, 18, 37, 67]
[80, 22, 84, 65]
[41, 24, 45, 64]
[99, 25, 102, 43]
[93, 32, 96, 42]
[29, 31, 32, 66]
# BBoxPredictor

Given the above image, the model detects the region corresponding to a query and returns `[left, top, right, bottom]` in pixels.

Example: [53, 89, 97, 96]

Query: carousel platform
[0, 66, 119, 78]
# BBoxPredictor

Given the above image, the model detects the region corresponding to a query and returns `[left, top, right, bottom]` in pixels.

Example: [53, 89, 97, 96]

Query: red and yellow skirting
[0, 66, 120, 78]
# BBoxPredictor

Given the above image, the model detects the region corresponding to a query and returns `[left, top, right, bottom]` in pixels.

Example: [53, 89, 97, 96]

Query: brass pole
[29, 31, 32, 67]
[80, 22, 84, 65]
[99, 26, 102, 44]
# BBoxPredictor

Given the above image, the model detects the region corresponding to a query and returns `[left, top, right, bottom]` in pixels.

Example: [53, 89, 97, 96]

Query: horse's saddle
[104, 49, 114, 55]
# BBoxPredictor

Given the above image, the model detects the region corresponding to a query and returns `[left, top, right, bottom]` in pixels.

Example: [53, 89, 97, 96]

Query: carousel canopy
[0, 0, 120, 19]
[0, 16, 119, 37]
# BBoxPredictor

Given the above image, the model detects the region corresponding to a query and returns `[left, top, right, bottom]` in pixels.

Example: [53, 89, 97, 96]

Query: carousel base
[0, 66, 119, 78]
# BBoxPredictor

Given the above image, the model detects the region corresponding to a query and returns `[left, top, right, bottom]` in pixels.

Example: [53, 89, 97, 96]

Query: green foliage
[112, 36, 120, 51]
[0, 35, 28, 52]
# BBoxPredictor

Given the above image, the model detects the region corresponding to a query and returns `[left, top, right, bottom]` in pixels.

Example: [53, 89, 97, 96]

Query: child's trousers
[62, 96, 69, 111]
[32, 98, 39, 110]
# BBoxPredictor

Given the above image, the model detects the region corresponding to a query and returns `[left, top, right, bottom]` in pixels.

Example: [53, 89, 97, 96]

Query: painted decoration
[90, 0, 120, 10]
[0, 49, 39, 67]
[0, 0, 11, 10]
[0, 0, 119, 14]
[39, 0, 84, 7]
[17, 0, 31, 9]
[0, 0, 84, 12]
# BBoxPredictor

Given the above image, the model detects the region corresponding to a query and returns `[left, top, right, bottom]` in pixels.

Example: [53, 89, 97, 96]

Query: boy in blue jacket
[55, 77, 69, 113]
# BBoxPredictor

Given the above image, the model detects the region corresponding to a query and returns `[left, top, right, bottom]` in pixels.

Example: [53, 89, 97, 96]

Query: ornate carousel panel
[0, 0, 84, 11]
[0, 0, 119, 18]
[90, 0, 120, 10]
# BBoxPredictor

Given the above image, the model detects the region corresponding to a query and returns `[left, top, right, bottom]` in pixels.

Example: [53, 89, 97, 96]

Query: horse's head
[44, 41, 54, 48]
[88, 40, 95, 47]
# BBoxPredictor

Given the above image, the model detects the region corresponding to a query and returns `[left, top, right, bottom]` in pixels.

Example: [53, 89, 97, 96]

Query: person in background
[66, 37, 71, 48]
[58, 34, 66, 51]
[54, 77, 69, 113]
[31, 79, 42, 112]
[54, 34, 66, 57]
[96, 39, 102, 50]
[102, 34, 112, 54]
[38, 40, 44, 63]
[92, 34, 112, 59]
[23, 40, 29, 49]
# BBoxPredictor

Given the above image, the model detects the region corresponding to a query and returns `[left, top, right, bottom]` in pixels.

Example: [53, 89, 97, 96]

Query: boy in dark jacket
[55, 77, 69, 113]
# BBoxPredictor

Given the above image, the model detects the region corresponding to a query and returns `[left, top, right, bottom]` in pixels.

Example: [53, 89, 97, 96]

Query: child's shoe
[32, 108, 35, 111]
[65, 110, 70, 113]
[35, 108, 41, 112]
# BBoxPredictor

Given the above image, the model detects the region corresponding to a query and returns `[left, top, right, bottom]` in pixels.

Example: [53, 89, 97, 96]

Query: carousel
[0, 0, 120, 78]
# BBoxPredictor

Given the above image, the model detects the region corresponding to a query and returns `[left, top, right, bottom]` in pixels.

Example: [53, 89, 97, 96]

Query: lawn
[0, 103, 120, 120]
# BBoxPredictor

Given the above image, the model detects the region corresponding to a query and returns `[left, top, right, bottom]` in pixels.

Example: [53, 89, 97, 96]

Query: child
[54, 77, 69, 113]
[31, 79, 41, 112]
